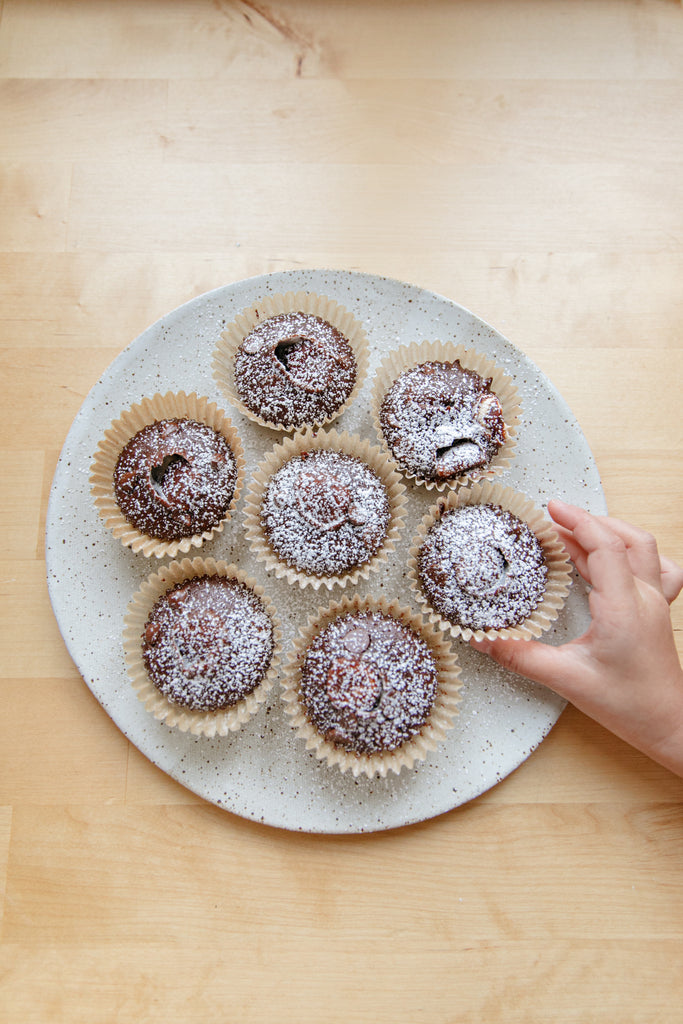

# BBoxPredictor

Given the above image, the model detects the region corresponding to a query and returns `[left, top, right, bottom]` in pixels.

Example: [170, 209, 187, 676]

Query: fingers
[550, 523, 590, 582]
[547, 500, 637, 602]
[661, 556, 683, 605]
[471, 635, 584, 700]
[551, 500, 681, 598]
[599, 516, 665, 592]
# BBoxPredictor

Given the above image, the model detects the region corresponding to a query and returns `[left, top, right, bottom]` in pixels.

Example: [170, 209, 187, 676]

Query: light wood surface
[2, 1, 682, 1021]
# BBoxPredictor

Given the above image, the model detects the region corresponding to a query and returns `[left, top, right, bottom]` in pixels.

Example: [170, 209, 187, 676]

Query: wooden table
[2, 1, 682, 1020]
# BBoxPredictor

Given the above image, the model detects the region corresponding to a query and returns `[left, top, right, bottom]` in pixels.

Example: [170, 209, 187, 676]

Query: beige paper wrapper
[243, 426, 408, 591]
[90, 391, 246, 559]
[407, 480, 573, 642]
[280, 593, 462, 778]
[213, 290, 369, 431]
[371, 340, 521, 491]
[123, 556, 282, 737]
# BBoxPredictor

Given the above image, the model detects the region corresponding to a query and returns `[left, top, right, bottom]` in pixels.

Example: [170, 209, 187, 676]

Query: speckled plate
[46, 269, 605, 834]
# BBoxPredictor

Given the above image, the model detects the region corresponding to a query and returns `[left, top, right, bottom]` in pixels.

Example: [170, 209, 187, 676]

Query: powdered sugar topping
[261, 449, 391, 576]
[379, 360, 506, 481]
[142, 575, 274, 712]
[418, 503, 547, 630]
[299, 611, 438, 755]
[234, 312, 357, 428]
[114, 418, 237, 540]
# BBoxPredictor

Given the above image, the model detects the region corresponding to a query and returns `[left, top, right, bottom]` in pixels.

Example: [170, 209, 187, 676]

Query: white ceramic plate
[46, 269, 605, 833]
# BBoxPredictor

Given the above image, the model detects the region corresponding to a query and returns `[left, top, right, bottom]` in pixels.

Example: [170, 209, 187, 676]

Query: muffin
[417, 503, 547, 632]
[281, 595, 462, 778]
[243, 427, 407, 590]
[213, 291, 369, 431]
[124, 557, 281, 736]
[233, 311, 356, 428]
[90, 392, 245, 558]
[114, 418, 238, 541]
[379, 359, 506, 481]
[142, 575, 274, 713]
[261, 449, 390, 575]
[298, 609, 439, 756]
[372, 341, 520, 490]
[408, 481, 573, 641]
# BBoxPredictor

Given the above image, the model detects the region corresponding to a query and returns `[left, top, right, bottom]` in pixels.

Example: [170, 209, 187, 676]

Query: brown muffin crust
[113, 418, 238, 541]
[379, 359, 506, 481]
[299, 610, 438, 755]
[233, 312, 357, 428]
[261, 449, 391, 577]
[418, 502, 547, 631]
[141, 574, 274, 712]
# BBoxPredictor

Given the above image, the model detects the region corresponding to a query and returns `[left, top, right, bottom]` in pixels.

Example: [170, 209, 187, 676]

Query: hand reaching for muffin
[472, 500, 683, 778]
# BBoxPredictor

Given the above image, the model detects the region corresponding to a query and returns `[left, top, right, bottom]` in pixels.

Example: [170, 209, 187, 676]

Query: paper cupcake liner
[243, 426, 408, 591]
[90, 391, 246, 559]
[371, 340, 521, 491]
[407, 480, 573, 642]
[123, 556, 282, 737]
[213, 290, 369, 431]
[280, 593, 462, 779]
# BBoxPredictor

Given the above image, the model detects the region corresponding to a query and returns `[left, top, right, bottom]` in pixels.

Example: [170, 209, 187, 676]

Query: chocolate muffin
[379, 359, 507, 481]
[417, 502, 548, 631]
[298, 610, 439, 755]
[233, 312, 357, 428]
[141, 574, 275, 712]
[113, 418, 238, 541]
[260, 449, 391, 577]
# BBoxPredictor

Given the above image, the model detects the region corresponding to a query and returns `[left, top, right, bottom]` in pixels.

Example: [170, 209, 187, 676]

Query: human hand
[472, 499, 683, 777]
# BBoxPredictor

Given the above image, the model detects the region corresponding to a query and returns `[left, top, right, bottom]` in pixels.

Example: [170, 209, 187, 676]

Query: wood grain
[62, 162, 681, 255]
[2, 1, 682, 1021]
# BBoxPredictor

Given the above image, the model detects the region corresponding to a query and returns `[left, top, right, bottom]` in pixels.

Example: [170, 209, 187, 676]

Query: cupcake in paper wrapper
[407, 480, 572, 642]
[371, 340, 520, 491]
[243, 426, 408, 591]
[90, 391, 245, 559]
[123, 557, 282, 737]
[280, 593, 462, 779]
[213, 290, 369, 431]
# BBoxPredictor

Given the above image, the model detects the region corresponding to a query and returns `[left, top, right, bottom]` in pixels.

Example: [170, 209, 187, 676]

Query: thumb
[471, 636, 579, 698]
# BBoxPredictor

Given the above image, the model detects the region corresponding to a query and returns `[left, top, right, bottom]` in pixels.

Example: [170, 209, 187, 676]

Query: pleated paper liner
[123, 557, 282, 738]
[212, 290, 369, 431]
[371, 340, 521, 491]
[90, 391, 245, 559]
[243, 426, 408, 591]
[407, 480, 573, 643]
[280, 593, 462, 779]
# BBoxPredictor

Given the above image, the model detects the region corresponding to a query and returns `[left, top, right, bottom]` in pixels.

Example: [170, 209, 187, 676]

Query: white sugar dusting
[299, 611, 438, 755]
[261, 450, 390, 576]
[418, 503, 547, 630]
[114, 418, 237, 540]
[234, 313, 357, 427]
[142, 576, 274, 712]
[380, 360, 506, 480]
